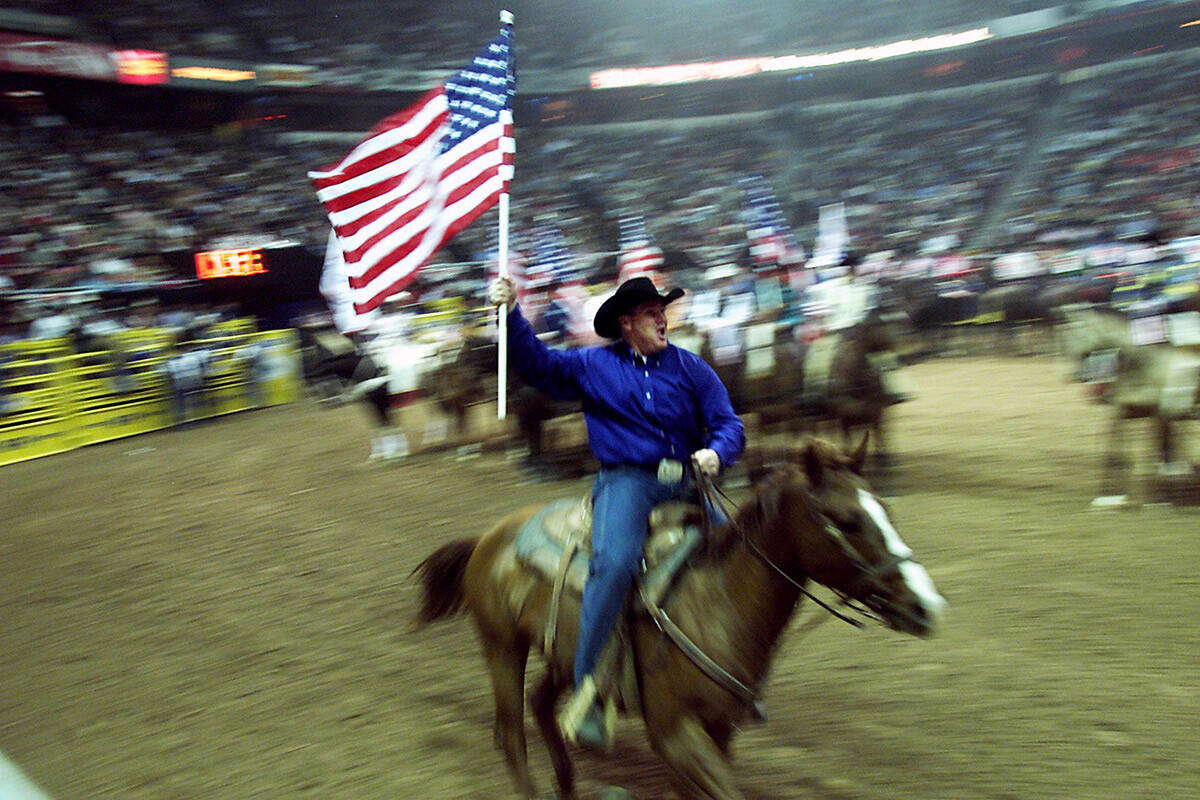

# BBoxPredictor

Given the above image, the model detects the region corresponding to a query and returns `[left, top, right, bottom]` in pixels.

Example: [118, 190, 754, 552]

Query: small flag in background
[616, 214, 664, 284]
[310, 17, 515, 321]
[530, 221, 591, 343]
[739, 175, 803, 268]
[812, 201, 848, 271]
[529, 221, 579, 286]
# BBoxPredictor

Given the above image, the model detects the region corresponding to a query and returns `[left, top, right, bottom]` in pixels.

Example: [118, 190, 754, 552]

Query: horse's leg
[703, 720, 736, 759]
[524, 416, 546, 464]
[872, 411, 893, 471]
[647, 714, 744, 800]
[1156, 416, 1176, 465]
[530, 671, 577, 800]
[1102, 408, 1129, 498]
[838, 415, 854, 453]
[455, 400, 471, 440]
[482, 633, 539, 798]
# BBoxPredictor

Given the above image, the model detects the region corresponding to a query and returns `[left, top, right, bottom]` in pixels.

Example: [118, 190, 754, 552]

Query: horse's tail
[412, 538, 478, 625]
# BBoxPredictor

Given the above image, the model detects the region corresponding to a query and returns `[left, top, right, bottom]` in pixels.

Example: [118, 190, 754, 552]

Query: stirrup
[558, 675, 615, 752]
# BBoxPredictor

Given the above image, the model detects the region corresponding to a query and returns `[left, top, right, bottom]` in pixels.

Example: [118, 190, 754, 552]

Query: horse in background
[696, 309, 911, 470]
[510, 384, 587, 478]
[975, 277, 1075, 356]
[1059, 304, 1200, 504]
[415, 329, 590, 475]
[297, 322, 403, 460]
[877, 274, 980, 357]
[417, 329, 500, 444]
[413, 438, 944, 800]
[807, 309, 913, 467]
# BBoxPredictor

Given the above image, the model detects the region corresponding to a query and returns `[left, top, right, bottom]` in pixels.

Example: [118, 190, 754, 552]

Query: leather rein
[636, 471, 898, 711]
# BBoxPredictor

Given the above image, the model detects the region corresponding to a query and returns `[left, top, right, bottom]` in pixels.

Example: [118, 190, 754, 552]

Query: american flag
[616, 214, 664, 283]
[310, 19, 515, 317]
[739, 175, 803, 268]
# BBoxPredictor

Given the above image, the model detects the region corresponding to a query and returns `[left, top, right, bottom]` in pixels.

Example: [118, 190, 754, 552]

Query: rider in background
[691, 263, 756, 370]
[810, 251, 877, 334]
[488, 273, 744, 749]
[805, 252, 913, 405]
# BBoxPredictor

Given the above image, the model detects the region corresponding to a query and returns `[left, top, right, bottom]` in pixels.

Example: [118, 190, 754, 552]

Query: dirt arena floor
[2, 354, 1198, 800]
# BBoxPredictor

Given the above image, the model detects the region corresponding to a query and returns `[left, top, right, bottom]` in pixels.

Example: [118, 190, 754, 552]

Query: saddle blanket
[513, 498, 702, 602]
[513, 497, 704, 715]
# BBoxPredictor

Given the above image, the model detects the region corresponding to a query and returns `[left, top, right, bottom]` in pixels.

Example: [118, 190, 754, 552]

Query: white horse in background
[1059, 304, 1200, 505]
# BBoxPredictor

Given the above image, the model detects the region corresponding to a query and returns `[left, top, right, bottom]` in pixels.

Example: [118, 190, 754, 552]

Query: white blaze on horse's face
[857, 488, 946, 634]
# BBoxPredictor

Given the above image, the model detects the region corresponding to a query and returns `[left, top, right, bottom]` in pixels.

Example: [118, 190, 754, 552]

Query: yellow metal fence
[0, 324, 303, 467]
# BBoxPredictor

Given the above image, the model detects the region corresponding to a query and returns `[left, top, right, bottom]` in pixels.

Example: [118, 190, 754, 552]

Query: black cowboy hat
[593, 276, 684, 339]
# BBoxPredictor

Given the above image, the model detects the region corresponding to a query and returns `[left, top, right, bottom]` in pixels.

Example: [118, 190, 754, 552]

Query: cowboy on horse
[488, 273, 746, 748]
[802, 252, 913, 409]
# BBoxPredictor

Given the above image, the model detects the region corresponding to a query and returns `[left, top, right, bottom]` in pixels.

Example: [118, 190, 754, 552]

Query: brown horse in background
[418, 330, 499, 441]
[413, 438, 945, 799]
[811, 310, 912, 467]
[699, 311, 911, 469]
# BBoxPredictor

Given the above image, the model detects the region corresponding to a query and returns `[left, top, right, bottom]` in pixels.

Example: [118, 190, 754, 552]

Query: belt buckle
[656, 458, 683, 484]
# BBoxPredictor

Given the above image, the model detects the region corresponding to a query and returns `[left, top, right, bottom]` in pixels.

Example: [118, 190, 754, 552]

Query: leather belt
[603, 458, 686, 485]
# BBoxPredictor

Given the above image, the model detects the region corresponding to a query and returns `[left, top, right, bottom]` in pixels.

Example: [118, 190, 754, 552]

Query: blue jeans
[574, 466, 688, 687]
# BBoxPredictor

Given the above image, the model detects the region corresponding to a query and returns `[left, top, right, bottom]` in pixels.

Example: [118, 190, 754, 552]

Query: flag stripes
[310, 22, 514, 318]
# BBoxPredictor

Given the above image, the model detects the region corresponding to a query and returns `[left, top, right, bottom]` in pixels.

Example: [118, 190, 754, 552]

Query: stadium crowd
[2, 3, 1199, 343]
[23, 1, 1119, 79]
[1001, 55, 1200, 249]
[4, 50, 1198, 293]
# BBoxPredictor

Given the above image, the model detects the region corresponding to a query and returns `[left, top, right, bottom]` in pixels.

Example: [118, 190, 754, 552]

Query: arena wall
[0, 321, 302, 467]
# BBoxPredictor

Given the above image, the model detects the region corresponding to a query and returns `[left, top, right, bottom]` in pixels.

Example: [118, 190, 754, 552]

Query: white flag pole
[497, 191, 509, 420]
[496, 9, 514, 421]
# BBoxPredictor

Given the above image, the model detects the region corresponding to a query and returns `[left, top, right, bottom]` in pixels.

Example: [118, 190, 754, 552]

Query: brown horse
[701, 312, 910, 468]
[417, 330, 499, 441]
[413, 438, 945, 799]
[811, 310, 912, 467]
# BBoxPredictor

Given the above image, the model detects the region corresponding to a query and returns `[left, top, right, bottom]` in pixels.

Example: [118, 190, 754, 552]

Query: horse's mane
[704, 438, 852, 560]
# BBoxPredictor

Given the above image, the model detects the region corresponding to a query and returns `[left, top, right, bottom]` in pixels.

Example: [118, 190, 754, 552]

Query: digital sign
[195, 248, 268, 279]
[167, 56, 258, 91]
[171, 65, 255, 83]
[589, 27, 994, 89]
[112, 49, 169, 85]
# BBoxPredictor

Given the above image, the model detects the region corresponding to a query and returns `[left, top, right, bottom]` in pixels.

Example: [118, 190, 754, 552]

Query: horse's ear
[851, 432, 870, 475]
[802, 441, 825, 488]
[743, 447, 769, 485]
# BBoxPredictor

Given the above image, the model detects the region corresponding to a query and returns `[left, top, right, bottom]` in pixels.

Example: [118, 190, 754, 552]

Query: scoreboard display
[194, 247, 269, 279]
[163, 243, 323, 325]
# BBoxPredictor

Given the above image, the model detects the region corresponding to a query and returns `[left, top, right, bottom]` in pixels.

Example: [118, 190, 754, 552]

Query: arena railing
[0, 325, 303, 467]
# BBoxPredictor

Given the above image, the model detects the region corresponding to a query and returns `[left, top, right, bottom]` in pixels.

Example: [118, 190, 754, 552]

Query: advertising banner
[0, 32, 115, 81]
[255, 62, 318, 88]
[167, 56, 257, 90]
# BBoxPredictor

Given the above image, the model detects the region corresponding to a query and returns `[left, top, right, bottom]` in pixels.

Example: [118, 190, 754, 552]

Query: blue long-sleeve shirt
[505, 305, 745, 470]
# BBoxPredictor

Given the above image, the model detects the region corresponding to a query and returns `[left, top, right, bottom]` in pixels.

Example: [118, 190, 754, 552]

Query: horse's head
[1059, 304, 1130, 388]
[847, 309, 904, 356]
[764, 437, 945, 637]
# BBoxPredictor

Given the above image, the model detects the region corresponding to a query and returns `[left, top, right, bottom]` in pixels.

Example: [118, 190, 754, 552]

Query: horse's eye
[829, 515, 860, 535]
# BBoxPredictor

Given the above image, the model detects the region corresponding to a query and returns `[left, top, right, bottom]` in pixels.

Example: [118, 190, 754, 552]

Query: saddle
[513, 497, 705, 715]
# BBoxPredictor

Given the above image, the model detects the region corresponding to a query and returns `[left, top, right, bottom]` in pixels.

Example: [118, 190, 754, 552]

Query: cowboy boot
[557, 674, 616, 752]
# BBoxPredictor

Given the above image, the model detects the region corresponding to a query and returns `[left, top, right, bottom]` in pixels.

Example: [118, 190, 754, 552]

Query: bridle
[696, 471, 912, 630]
[635, 469, 913, 713]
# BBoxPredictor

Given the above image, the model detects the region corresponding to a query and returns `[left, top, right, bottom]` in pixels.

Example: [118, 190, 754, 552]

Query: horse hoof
[1089, 494, 1131, 509]
[595, 787, 636, 800]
